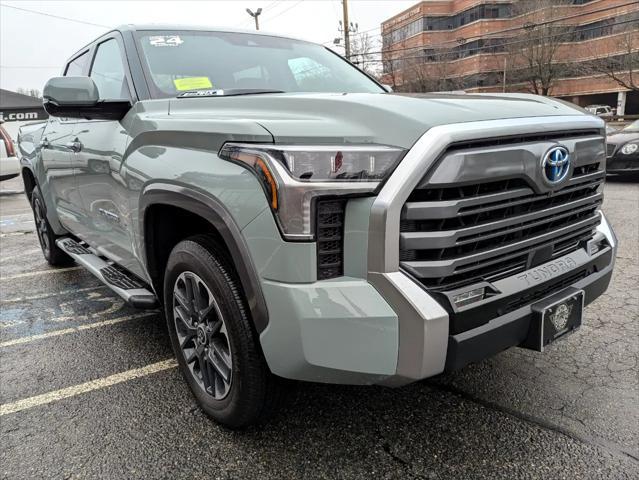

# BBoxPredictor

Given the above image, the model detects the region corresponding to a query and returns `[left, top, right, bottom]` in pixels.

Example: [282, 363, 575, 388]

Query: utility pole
[246, 7, 262, 30]
[342, 0, 351, 59]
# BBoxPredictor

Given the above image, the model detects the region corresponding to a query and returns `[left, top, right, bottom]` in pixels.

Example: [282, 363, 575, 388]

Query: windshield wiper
[177, 88, 285, 98]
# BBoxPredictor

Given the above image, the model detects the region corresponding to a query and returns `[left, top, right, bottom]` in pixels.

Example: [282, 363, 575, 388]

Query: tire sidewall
[163, 242, 252, 417]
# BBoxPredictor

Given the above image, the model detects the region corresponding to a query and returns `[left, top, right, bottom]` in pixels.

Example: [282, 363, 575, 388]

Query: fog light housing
[452, 287, 486, 308]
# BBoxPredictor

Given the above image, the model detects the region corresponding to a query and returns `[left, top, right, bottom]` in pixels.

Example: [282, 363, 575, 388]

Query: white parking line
[0, 359, 177, 416]
[0, 312, 157, 348]
[0, 248, 42, 263]
[0, 285, 108, 304]
[0, 266, 82, 280]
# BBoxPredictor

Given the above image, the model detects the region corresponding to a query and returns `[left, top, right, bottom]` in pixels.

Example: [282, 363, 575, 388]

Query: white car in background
[0, 120, 20, 181]
[585, 104, 615, 118]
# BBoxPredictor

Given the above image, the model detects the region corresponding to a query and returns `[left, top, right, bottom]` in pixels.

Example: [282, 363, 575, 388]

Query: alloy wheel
[33, 198, 50, 256]
[173, 271, 233, 399]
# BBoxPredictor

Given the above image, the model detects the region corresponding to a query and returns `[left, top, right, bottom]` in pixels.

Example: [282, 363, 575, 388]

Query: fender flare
[139, 182, 269, 333]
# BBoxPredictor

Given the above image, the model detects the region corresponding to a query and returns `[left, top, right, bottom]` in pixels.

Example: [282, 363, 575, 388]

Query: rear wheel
[31, 187, 72, 266]
[164, 235, 284, 428]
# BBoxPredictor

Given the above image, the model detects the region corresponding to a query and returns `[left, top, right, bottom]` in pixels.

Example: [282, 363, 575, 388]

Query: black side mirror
[43, 76, 131, 120]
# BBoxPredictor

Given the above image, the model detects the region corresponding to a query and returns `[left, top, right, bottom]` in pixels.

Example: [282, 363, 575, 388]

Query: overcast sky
[0, 0, 415, 93]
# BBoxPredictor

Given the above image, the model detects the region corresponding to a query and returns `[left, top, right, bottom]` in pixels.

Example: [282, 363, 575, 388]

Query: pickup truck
[19, 25, 617, 428]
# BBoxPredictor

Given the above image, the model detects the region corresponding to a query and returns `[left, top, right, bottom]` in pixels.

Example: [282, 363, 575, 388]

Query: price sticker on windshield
[173, 77, 214, 91]
[149, 35, 184, 47]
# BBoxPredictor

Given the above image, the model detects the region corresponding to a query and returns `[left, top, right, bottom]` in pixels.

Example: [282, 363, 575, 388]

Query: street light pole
[246, 7, 262, 30]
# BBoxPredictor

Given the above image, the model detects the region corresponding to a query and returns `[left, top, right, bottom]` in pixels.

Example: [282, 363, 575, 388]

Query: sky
[0, 0, 415, 93]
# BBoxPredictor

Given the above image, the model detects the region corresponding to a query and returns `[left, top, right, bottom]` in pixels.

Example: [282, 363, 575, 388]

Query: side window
[65, 51, 89, 76]
[90, 39, 129, 100]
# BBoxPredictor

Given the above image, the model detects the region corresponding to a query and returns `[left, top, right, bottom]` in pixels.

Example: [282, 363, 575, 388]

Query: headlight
[620, 142, 638, 155]
[219, 143, 406, 239]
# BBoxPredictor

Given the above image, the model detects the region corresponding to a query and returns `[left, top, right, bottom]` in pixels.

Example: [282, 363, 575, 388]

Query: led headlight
[219, 143, 406, 239]
[620, 142, 638, 155]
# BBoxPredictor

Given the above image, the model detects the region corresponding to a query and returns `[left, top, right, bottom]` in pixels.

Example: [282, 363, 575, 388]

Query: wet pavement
[1, 174, 637, 479]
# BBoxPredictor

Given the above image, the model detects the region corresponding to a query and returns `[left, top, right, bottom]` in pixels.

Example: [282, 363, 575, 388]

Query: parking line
[0, 312, 157, 348]
[0, 266, 82, 280]
[0, 248, 42, 263]
[0, 285, 108, 304]
[0, 359, 177, 416]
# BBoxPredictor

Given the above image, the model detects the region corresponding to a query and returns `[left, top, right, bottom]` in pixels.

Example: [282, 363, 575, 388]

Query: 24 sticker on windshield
[149, 35, 184, 47]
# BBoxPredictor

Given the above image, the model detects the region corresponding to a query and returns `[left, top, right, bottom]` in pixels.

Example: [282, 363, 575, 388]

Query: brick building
[380, 0, 639, 114]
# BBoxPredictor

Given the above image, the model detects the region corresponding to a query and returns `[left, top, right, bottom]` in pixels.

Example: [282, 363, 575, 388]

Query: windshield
[136, 31, 383, 98]
[622, 120, 639, 132]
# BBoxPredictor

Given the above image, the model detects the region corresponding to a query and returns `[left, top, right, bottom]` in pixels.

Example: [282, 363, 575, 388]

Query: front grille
[400, 162, 604, 291]
[606, 143, 617, 158]
[316, 199, 346, 280]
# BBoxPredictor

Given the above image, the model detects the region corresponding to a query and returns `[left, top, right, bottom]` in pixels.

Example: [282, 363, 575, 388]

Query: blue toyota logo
[542, 146, 570, 184]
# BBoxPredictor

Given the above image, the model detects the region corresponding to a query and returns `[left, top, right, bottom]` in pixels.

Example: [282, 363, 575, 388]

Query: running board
[56, 237, 158, 309]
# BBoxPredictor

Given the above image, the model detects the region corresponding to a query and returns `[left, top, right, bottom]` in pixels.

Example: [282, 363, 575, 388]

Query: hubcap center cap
[197, 326, 207, 345]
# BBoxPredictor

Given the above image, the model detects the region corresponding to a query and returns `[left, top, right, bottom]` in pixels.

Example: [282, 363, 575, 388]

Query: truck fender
[138, 182, 269, 333]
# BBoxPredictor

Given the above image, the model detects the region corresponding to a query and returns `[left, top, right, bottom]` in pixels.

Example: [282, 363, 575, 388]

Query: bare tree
[507, 0, 574, 96]
[16, 88, 42, 98]
[582, 31, 639, 92]
[381, 55, 403, 91]
[349, 32, 380, 77]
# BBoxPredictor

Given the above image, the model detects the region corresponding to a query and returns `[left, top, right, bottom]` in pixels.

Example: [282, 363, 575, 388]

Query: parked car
[0, 120, 20, 181]
[20, 25, 617, 428]
[585, 104, 615, 118]
[606, 120, 639, 174]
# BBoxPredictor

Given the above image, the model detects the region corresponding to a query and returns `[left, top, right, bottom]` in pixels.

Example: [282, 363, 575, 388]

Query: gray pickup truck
[19, 25, 616, 428]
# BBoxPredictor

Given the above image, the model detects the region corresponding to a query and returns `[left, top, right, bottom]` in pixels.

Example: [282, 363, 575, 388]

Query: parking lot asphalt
[1, 174, 637, 479]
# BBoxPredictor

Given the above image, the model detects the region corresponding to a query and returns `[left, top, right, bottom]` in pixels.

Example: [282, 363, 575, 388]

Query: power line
[0, 65, 60, 69]
[0, 3, 109, 28]
[376, 0, 638, 58]
[261, 0, 305, 23]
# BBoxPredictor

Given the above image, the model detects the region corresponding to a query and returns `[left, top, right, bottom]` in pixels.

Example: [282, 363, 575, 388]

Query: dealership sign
[0, 108, 48, 122]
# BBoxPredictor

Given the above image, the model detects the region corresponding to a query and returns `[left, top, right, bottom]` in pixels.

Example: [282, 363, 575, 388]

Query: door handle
[39, 138, 50, 149]
[65, 140, 83, 153]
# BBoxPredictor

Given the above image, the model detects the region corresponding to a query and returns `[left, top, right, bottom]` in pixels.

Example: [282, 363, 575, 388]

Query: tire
[30, 186, 72, 266]
[163, 234, 284, 428]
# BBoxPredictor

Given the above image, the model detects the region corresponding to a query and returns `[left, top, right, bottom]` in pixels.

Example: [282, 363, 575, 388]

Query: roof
[0, 89, 44, 109]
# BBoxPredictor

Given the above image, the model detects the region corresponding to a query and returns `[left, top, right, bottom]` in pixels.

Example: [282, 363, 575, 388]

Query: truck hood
[168, 92, 587, 149]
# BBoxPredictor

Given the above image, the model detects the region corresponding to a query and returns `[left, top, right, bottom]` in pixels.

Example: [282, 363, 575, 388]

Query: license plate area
[522, 287, 584, 352]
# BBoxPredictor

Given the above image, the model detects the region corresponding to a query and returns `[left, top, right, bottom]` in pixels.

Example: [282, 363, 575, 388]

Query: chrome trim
[368, 115, 605, 274]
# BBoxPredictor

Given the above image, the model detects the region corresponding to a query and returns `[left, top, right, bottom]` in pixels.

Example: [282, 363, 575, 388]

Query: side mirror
[43, 76, 131, 120]
[381, 84, 393, 93]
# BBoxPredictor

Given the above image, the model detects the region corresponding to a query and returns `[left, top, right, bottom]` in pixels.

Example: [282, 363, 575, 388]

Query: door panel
[40, 117, 83, 231]
[74, 35, 140, 273]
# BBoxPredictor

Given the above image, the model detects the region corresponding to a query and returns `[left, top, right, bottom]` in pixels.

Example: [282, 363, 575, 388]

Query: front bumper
[445, 236, 614, 371]
[606, 152, 639, 173]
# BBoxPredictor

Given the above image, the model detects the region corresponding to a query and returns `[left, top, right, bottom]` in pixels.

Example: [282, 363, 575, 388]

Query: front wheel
[163, 235, 284, 428]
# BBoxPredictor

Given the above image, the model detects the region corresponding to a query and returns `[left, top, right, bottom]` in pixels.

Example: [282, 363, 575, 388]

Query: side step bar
[56, 237, 158, 309]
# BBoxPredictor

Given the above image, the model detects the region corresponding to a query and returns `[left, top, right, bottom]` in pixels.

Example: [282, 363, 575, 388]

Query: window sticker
[173, 77, 214, 91]
[149, 35, 184, 47]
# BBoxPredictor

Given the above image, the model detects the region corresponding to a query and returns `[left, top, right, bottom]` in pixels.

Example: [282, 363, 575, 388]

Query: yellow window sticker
[173, 77, 213, 91]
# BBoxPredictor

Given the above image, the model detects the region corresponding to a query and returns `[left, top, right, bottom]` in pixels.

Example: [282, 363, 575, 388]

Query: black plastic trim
[444, 262, 614, 371]
[138, 182, 269, 333]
